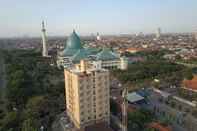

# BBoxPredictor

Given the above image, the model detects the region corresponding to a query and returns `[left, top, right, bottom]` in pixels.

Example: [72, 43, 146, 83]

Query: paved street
[146, 90, 195, 131]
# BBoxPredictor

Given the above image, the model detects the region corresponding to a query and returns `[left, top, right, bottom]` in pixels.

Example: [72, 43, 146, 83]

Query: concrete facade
[64, 60, 110, 129]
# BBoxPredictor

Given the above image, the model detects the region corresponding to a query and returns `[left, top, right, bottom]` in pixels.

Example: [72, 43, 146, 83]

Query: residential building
[64, 60, 110, 130]
[182, 75, 197, 92]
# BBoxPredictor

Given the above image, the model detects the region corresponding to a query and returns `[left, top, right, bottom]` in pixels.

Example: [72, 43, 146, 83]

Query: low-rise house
[182, 75, 197, 93]
[147, 122, 172, 131]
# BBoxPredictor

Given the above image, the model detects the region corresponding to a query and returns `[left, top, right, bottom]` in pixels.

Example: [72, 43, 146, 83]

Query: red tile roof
[183, 75, 197, 91]
[148, 122, 172, 131]
[119, 48, 143, 53]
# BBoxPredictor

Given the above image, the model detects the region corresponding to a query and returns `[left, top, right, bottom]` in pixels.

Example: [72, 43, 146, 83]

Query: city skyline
[1, 0, 197, 37]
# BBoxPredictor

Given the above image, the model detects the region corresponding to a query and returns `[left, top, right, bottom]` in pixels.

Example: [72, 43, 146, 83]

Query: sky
[0, 0, 197, 37]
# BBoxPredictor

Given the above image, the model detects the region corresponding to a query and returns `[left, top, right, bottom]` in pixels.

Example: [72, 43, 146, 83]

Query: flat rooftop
[127, 92, 144, 103]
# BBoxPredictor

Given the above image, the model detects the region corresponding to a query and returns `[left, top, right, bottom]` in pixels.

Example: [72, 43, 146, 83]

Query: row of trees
[112, 50, 193, 89]
[128, 109, 154, 131]
[113, 60, 192, 84]
[0, 49, 65, 131]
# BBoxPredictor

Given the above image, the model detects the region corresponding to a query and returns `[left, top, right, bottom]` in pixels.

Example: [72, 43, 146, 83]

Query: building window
[80, 92, 84, 96]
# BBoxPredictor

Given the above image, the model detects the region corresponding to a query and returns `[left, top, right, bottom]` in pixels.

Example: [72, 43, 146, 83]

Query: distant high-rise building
[136, 32, 144, 37]
[96, 32, 101, 41]
[64, 60, 110, 129]
[156, 28, 161, 38]
[41, 21, 48, 57]
[195, 30, 197, 40]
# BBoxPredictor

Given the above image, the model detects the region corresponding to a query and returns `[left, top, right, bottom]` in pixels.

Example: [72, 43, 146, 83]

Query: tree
[25, 96, 46, 119]
[22, 118, 37, 131]
[1, 49, 65, 131]
[183, 68, 193, 80]
[112, 57, 186, 86]
[24, 95, 64, 130]
[160, 116, 172, 127]
[128, 109, 154, 131]
[0, 111, 20, 131]
[170, 101, 176, 108]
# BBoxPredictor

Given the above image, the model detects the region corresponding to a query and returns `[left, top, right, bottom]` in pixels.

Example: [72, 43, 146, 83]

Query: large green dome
[66, 30, 83, 49]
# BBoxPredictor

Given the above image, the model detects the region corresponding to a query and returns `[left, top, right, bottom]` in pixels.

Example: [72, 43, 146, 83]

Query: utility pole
[121, 87, 128, 131]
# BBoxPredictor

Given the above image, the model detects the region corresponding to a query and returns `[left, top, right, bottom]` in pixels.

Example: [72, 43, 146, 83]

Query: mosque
[56, 30, 128, 70]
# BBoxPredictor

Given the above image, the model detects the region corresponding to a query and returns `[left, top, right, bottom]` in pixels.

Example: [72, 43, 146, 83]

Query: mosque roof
[62, 31, 83, 56]
[96, 48, 119, 61]
[71, 49, 89, 63]
[85, 48, 101, 54]
[62, 49, 79, 56]
[61, 31, 120, 62]
[65, 30, 83, 50]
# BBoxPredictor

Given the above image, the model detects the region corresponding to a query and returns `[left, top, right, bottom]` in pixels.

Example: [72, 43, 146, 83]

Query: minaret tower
[195, 29, 197, 41]
[96, 32, 101, 41]
[156, 27, 161, 38]
[41, 21, 48, 57]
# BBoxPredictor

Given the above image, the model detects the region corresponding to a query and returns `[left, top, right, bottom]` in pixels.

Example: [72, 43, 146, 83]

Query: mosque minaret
[41, 21, 48, 57]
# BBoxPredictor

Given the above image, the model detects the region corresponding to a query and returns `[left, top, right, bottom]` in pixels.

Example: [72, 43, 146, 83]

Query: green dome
[96, 48, 119, 61]
[66, 30, 83, 49]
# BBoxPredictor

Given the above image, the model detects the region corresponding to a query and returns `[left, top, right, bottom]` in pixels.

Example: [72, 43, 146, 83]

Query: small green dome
[66, 30, 83, 49]
[96, 48, 119, 61]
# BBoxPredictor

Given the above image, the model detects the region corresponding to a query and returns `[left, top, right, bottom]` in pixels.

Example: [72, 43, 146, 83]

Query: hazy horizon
[1, 0, 197, 38]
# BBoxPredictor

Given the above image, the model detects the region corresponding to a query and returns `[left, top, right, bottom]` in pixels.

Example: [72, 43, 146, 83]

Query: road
[146, 90, 191, 131]
[175, 62, 197, 68]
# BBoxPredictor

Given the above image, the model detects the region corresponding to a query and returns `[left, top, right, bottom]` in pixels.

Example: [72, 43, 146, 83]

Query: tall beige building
[64, 60, 110, 129]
